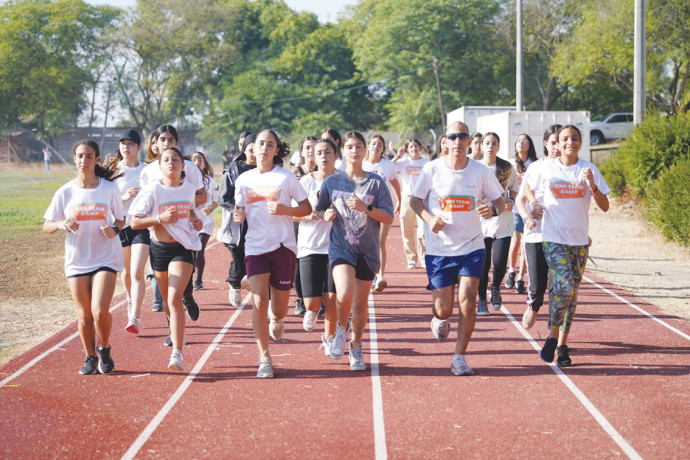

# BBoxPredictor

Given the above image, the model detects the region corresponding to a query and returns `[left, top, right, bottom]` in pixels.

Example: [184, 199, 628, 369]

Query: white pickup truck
[589, 112, 633, 145]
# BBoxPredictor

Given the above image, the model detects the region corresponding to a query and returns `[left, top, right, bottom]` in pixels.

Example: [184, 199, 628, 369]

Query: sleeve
[139, 164, 153, 188]
[110, 185, 126, 222]
[217, 169, 236, 210]
[482, 167, 505, 202]
[128, 186, 155, 218]
[375, 178, 394, 219]
[288, 173, 309, 203]
[507, 165, 519, 193]
[209, 180, 218, 204]
[234, 176, 246, 208]
[44, 187, 66, 222]
[411, 163, 431, 200]
[525, 161, 542, 192]
[185, 161, 204, 190]
[314, 179, 332, 212]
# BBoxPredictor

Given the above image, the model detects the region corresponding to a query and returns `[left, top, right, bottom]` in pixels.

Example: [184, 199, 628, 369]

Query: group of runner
[44, 120, 609, 378]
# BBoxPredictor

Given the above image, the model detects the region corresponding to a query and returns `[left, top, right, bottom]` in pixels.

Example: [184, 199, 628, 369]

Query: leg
[351, 278, 374, 345]
[431, 284, 455, 320]
[130, 243, 149, 318]
[167, 261, 193, 350]
[415, 215, 426, 266]
[491, 236, 511, 288]
[455, 276, 479, 355]
[323, 292, 337, 338]
[332, 264, 356, 327]
[89, 271, 117, 348]
[399, 196, 418, 266]
[68, 276, 96, 357]
[478, 238, 493, 300]
[378, 223, 390, 277]
[249, 273, 271, 358]
[194, 233, 210, 284]
[121, 245, 132, 303]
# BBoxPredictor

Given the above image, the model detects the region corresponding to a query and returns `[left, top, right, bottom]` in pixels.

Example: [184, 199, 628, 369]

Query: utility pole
[100, 80, 113, 153]
[432, 57, 446, 133]
[633, 0, 646, 125]
[516, 0, 523, 111]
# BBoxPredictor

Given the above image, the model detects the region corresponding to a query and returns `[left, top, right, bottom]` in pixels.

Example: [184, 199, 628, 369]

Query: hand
[346, 194, 366, 212]
[524, 216, 536, 230]
[60, 217, 79, 233]
[582, 168, 595, 190]
[233, 206, 245, 223]
[201, 206, 212, 216]
[530, 202, 544, 220]
[395, 203, 401, 215]
[323, 207, 336, 222]
[505, 200, 514, 212]
[308, 211, 321, 221]
[191, 216, 203, 231]
[587, 236, 593, 247]
[266, 201, 286, 215]
[427, 215, 445, 233]
[159, 206, 178, 223]
[123, 187, 139, 201]
[476, 202, 494, 219]
[100, 225, 118, 239]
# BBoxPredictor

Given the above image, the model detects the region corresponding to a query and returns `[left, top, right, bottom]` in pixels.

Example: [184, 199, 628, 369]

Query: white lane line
[368, 291, 388, 460]
[501, 307, 642, 460]
[121, 292, 250, 460]
[584, 276, 690, 341]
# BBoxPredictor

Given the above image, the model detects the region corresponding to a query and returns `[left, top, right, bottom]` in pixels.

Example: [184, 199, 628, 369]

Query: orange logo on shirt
[439, 196, 475, 212]
[245, 186, 281, 204]
[72, 203, 107, 221]
[405, 166, 422, 176]
[158, 202, 191, 218]
[549, 181, 586, 199]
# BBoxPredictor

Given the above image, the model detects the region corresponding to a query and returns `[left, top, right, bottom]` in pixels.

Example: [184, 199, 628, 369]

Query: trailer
[446, 106, 515, 134]
[476, 111, 591, 162]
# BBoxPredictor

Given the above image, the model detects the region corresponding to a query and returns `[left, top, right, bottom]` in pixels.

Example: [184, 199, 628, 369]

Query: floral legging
[542, 242, 589, 334]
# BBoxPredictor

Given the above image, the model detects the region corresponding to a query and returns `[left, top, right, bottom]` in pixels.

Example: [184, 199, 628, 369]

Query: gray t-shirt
[315, 172, 394, 273]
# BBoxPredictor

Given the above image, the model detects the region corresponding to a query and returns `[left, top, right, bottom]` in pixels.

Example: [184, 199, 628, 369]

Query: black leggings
[194, 233, 211, 282]
[224, 243, 246, 289]
[479, 236, 511, 299]
[524, 242, 549, 312]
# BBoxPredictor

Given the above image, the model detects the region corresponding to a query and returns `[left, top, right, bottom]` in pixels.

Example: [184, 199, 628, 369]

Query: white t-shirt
[140, 159, 204, 191]
[114, 162, 146, 227]
[44, 178, 125, 277]
[297, 172, 332, 258]
[480, 162, 519, 239]
[364, 158, 398, 204]
[525, 157, 610, 246]
[128, 181, 202, 251]
[195, 176, 218, 235]
[234, 165, 309, 256]
[412, 158, 504, 257]
[520, 159, 546, 243]
[397, 157, 429, 195]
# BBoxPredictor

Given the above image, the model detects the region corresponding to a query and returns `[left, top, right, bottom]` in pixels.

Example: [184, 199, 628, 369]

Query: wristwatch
[367, 204, 374, 212]
[491, 205, 498, 217]
[111, 225, 121, 234]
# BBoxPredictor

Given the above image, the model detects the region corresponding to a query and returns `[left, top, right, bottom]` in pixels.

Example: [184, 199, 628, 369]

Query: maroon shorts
[244, 244, 296, 291]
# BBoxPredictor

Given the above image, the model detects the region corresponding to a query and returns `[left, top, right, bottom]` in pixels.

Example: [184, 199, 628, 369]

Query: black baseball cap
[119, 129, 141, 145]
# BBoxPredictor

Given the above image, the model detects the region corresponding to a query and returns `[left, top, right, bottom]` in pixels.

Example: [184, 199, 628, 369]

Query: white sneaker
[374, 275, 387, 292]
[407, 260, 417, 269]
[330, 322, 348, 360]
[240, 275, 249, 290]
[348, 341, 366, 371]
[451, 354, 474, 376]
[303, 310, 318, 332]
[228, 285, 241, 307]
[269, 317, 284, 341]
[125, 316, 140, 334]
[168, 350, 184, 372]
[431, 316, 450, 341]
[257, 356, 274, 378]
[320, 334, 333, 356]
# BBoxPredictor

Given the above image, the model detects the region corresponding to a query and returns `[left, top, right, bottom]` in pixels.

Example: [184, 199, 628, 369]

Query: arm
[267, 199, 312, 218]
[391, 178, 402, 214]
[43, 217, 78, 235]
[476, 197, 506, 219]
[410, 196, 445, 233]
[583, 168, 610, 212]
[195, 187, 207, 206]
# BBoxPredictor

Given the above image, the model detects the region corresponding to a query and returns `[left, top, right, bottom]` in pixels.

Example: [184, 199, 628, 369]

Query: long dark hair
[514, 133, 537, 174]
[543, 124, 562, 157]
[192, 151, 214, 187]
[73, 140, 120, 181]
[259, 129, 291, 165]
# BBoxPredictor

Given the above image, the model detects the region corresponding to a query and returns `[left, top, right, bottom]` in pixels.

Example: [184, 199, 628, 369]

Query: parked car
[589, 112, 633, 145]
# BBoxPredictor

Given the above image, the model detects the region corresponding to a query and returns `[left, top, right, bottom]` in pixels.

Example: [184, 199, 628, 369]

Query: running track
[1, 221, 689, 459]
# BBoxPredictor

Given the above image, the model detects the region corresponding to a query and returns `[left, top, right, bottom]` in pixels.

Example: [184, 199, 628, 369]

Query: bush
[644, 156, 690, 246]
[600, 152, 628, 196]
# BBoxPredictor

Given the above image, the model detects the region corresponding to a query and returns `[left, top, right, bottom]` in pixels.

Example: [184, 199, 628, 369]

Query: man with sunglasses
[410, 121, 506, 375]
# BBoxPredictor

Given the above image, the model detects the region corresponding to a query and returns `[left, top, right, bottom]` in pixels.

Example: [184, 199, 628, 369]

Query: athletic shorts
[119, 226, 151, 247]
[300, 254, 336, 298]
[424, 249, 486, 290]
[150, 240, 194, 272]
[244, 244, 296, 291]
[67, 266, 117, 279]
[513, 212, 524, 234]
[332, 256, 376, 282]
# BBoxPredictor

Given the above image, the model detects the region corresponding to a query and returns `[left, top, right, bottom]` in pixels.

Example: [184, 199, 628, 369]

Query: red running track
[1, 220, 689, 459]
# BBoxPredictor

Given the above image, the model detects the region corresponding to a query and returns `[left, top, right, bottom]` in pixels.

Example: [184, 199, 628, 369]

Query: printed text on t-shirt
[549, 181, 586, 199]
[439, 195, 475, 212]
[244, 186, 281, 204]
[72, 203, 107, 221]
[158, 201, 191, 218]
[405, 166, 422, 176]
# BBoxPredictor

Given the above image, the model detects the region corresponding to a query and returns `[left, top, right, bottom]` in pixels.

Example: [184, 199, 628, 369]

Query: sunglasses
[446, 132, 470, 141]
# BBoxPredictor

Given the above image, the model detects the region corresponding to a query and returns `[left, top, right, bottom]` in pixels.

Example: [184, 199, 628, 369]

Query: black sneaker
[295, 298, 306, 315]
[490, 286, 502, 311]
[183, 296, 200, 321]
[540, 337, 558, 363]
[97, 346, 115, 374]
[164, 334, 173, 346]
[152, 303, 164, 312]
[79, 355, 99, 375]
[318, 301, 325, 317]
[504, 271, 515, 289]
[556, 345, 572, 367]
[515, 280, 526, 294]
[477, 298, 489, 316]
[193, 279, 203, 291]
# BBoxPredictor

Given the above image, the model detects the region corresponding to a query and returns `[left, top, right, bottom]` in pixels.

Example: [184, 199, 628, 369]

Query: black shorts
[119, 226, 151, 247]
[150, 240, 194, 272]
[300, 254, 336, 298]
[332, 256, 376, 282]
[67, 266, 117, 279]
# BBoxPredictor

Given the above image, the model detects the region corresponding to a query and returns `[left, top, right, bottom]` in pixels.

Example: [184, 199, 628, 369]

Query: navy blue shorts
[331, 256, 376, 282]
[424, 249, 485, 290]
[513, 212, 524, 234]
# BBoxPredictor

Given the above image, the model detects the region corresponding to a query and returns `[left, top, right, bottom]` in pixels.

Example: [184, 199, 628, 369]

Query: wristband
[111, 225, 120, 235]
[491, 205, 498, 217]
[157, 215, 162, 224]
[591, 186, 598, 193]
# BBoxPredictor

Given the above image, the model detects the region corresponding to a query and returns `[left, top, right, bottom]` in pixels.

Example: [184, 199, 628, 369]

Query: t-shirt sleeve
[314, 179, 332, 212]
[110, 185, 126, 221]
[288, 173, 308, 203]
[411, 163, 431, 200]
[482, 167, 505, 202]
[128, 186, 155, 218]
[525, 161, 542, 192]
[234, 177, 246, 208]
[185, 162, 204, 190]
[375, 178, 394, 218]
[44, 187, 66, 222]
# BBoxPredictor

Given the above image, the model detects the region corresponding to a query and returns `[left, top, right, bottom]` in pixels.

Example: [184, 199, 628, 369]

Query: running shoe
[303, 310, 318, 332]
[183, 296, 200, 321]
[193, 279, 203, 291]
[318, 302, 325, 317]
[490, 286, 502, 311]
[320, 334, 333, 357]
[228, 285, 241, 307]
[257, 356, 274, 378]
[240, 275, 249, 290]
[295, 298, 306, 315]
[477, 298, 489, 316]
[79, 355, 98, 375]
[430, 316, 450, 341]
[97, 345, 115, 374]
[451, 354, 475, 376]
[505, 271, 516, 289]
[164, 334, 173, 347]
[349, 341, 366, 371]
[125, 316, 140, 334]
[522, 307, 537, 329]
[556, 345, 572, 367]
[374, 275, 388, 292]
[152, 302, 163, 312]
[540, 337, 558, 363]
[269, 317, 285, 341]
[407, 260, 417, 269]
[330, 322, 348, 360]
[168, 350, 184, 372]
[515, 279, 526, 294]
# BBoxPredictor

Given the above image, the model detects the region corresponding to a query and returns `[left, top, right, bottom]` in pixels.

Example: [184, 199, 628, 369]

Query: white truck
[446, 106, 516, 134]
[476, 111, 591, 162]
[589, 112, 633, 145]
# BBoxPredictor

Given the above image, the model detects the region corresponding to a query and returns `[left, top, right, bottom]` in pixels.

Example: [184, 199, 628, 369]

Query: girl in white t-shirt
[130, 147, 203, 372]
[363, 134, 401, 292]
[44, 140, 125, 375]
[190, 151, 218, 291]
[233, 129, 311, 378]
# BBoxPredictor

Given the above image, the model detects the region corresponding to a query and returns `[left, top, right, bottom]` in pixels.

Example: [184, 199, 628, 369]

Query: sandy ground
[1, 198, 688, 367]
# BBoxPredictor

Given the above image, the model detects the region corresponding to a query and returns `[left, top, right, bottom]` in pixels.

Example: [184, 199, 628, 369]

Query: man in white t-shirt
[410, 121, 505, 376]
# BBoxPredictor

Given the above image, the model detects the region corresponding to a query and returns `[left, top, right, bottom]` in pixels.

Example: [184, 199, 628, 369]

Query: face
[482, 136, 499, 158]
[156, 131, 177, 152]
[159, 149, 184, 177]
[343, 137, 366, 164]
[544, 133, 560, 157]
[301, 139, 315, 159]
[407, 141, 421, 158]
[238, 137, 245, 151]
[314, 142, 335, 171]
[256, 131, 278, 165]
[244, 142, 256, 165]
[516, 135, 529, 153]
[119, 139, 140, 160]
[445, 124, 471, 158]
[558, 128, 581, 159]
[368, 137, 384, 159]
[73, 144, 99, 172]
[322, 133, 339, 146]
[471, 137, 482, 154]
[191, 152, 206, 170]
